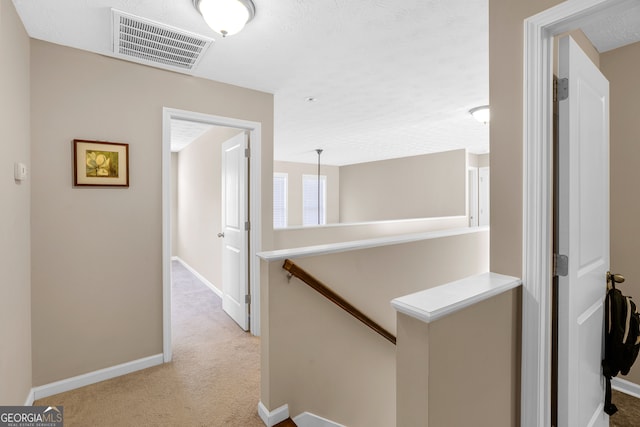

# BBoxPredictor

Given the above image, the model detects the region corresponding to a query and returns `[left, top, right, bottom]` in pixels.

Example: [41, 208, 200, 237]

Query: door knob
[607, 271, 625, 284]
[217, 232, 225, 238]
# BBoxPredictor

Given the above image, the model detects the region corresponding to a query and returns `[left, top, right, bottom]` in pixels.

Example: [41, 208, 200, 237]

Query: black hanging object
[602, 272, 640, 416]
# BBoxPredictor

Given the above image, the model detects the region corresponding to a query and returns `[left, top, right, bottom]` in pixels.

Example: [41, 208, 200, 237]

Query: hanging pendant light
[316, 149, 323, 225]
[193, 0, 256, 37]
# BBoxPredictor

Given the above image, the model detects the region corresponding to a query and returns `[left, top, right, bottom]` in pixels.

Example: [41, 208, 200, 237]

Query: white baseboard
[173, 257, 223, 299]
[31, 354, 163, 401]
[612, 377, 640, 399]
[24, 389, 34, 406]
[258, 402, 289, 426]
[293, 412, 345, 427]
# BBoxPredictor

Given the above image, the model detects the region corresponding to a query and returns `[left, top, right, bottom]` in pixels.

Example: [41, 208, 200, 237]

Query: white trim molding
[31, 354, 163, 401]
[522, 1, 632, 426]
[162, 107, 263, 363]
[612, 378, 640, 399]
[392, 272, 521, 323]
[24, 390, 34, 406]
[258, 402, 289, 426]
[173, 256, 223, 299]
[259, 226, 488, 262]
[293, 412, 346, 427]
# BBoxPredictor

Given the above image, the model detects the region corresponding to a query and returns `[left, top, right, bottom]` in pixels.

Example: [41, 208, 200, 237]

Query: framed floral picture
[73, 139, 129, 187]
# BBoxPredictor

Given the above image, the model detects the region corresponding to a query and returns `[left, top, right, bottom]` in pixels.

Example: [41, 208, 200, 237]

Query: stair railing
[282, 259, 396, 345]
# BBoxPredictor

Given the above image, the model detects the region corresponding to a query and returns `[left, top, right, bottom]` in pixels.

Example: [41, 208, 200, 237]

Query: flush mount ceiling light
[192, 0, 255, 37]
[469, 105, 490, 124]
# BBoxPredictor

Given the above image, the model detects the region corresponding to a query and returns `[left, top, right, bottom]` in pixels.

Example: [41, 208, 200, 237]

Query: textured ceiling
[11, 0, 640, 166]
[171, 119, 214, 152]
[581, 2, 640, 52]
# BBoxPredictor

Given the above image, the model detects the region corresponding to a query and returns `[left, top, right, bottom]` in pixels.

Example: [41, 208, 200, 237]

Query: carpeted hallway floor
[611, 389, 640, 426]
[35, 260, 263, 426]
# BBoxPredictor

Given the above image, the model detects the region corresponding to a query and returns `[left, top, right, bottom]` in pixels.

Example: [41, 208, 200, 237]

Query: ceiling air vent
[112, 9, 213, 72]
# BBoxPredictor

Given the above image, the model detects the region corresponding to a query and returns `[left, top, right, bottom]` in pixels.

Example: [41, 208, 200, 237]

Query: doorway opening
[522, 0, 634, 425]
[162, 108, 262, 362]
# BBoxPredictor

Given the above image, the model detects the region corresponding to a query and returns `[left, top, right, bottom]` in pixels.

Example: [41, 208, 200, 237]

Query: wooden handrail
[282, 259, 396, 345]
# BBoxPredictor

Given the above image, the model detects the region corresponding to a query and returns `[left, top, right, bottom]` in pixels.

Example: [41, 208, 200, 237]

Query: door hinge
[554, 253, 568, 277]
[245, 294, 251, 304]
[244, 147, 251, 158]
[244, 221, 251, 231]
[556, 78, 568, 102]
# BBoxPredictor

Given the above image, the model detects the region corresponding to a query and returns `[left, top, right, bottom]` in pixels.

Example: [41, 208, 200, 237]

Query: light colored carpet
[35, 260, 263, 426]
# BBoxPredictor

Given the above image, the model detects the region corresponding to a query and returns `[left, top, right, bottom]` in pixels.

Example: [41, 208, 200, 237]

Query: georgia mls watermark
[0, 406, 63, 427]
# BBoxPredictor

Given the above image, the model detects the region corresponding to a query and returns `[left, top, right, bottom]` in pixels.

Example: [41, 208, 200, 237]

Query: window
[302, 174, 326, 226]
[273, 173, 288, 228]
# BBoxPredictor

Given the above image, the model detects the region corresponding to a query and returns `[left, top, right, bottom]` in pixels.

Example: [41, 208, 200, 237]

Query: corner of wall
[0, 0, 33, 406]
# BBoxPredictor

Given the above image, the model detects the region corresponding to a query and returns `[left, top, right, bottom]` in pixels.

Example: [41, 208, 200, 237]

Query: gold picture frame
[73, 139, 129, 187]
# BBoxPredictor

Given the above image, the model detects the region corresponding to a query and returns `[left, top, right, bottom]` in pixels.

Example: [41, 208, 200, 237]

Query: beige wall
[555, 30, 600, 70]
[428, 291, 519, 426]
[273, 216, 469, 249]
[489, 2, 598, 274]
[602, 41, 640, 386]
[468, 153, 489, 168]
[339, 149, 466, 222]
[275, 150, 467, 227]
[30, 40, 273, 386]
[488, 0, 564, 422]
[0, 0, 32, 405]
[263, 230, 489, 425]
[397, 289, 519, 427]
[273, 161, 340, 226]
[176, 127, 243, 292]
[489, 0, 563, 278]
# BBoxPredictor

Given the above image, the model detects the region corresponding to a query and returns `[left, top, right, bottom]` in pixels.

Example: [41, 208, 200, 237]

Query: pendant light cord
[316, 149, 323, 225]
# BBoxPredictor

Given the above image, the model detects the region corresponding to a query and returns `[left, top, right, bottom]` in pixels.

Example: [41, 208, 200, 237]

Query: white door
[557, 35, 610, 427]
[478, 167, 490, 227]
[220, 132, 249, 331]
[468, 167, 479, 227]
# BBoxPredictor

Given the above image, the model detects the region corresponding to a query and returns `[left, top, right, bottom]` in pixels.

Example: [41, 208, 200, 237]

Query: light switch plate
[14, 162, 27, 181]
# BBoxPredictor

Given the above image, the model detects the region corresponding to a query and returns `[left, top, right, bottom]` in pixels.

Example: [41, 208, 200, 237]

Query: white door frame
[162, 107, 262, 362]
[522, 0, 631, 425]
[468, 167, 479, 227]
[478, 167, 490, 227]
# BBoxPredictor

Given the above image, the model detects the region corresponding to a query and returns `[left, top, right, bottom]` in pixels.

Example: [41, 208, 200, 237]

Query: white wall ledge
[275, 215, 467, 231]
[391, 272, 521, 323]
[257, 226, 488, 261]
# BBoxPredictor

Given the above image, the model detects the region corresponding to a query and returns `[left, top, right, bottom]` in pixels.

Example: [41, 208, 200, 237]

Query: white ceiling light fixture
[192, 0, 256, 37]
[469, 105, 490, 124]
